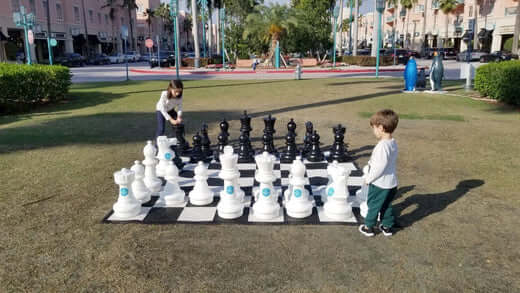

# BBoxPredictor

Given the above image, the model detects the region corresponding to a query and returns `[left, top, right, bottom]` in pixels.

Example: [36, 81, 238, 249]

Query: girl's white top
[156, 91, 183, 120]
[364, 138, 398, 189]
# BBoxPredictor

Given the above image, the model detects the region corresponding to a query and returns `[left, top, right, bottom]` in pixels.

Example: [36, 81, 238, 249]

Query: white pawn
[113, 168, 141, 218]
[131, 160, 151, 203]
[189, 161, 214, 205]
[143, 140, 162, 195]
[156, 136, 177, 177]
[284, 158, 313, 218]
[158, 161, 186, 205]
[323, 161, 353, 220]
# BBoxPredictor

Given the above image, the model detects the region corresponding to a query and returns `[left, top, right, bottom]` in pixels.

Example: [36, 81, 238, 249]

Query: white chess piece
[216, 146, 245, 219]
[356, 164, 370, 218]
[189, 161, 214, 205]
[157, 161, 186, 205]
[321, 161, 337, 203]
[251, 152, 281, 219]
[143, 140, 162, 195]
[156, 136, 178, 177]
[113, 168, 141, 218]
[323, 161, 353, 220]
[131, 160, 152, 203]
[284, 158, 313, 218]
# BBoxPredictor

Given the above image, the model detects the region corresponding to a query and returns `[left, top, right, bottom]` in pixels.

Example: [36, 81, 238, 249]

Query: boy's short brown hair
[370, 109, 399, 133]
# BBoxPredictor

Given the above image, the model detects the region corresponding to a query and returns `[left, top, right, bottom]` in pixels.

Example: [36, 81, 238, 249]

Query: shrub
[0, 63, 71, 114]
[181, 57, 222, 67]
[340, 55, 394, 66]
[474, 60, 520, 105]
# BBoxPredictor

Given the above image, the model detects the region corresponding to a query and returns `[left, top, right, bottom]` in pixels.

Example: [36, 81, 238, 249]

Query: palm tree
[213, 0, 222, 54]
[143, 8, 155, 37]
[514, 0, 520, 54]
[121, 0, 138, 50]
[386, 0, 399, 56]
[420, 0, 428, 54]
[338, 0, 344, 56]
[155, 3, 173, 46]
[183, 16, 193, 50]
[190, 0, 200, 67]
[102, 0, 118, 53]
[439, 0, 458, 49]
[243, 5, 297, 66]
[352, 0, 361, 55]
[400, 0, 417, 49]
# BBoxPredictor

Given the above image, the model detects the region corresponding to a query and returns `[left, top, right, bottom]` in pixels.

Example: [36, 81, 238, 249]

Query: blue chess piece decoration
[404, 57, 418, 91]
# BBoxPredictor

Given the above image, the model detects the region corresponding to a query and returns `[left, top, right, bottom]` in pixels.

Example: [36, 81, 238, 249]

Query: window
[105, 14, 109, 25]
[11, 0, 20, 12]
[74, 6, 80, 23]
[505, 7, 518, 16]
[29, 0, 36, 14]
[89, 10, 93, 23]
[56, 3, 63, 20]
[98, 13, 101, 24]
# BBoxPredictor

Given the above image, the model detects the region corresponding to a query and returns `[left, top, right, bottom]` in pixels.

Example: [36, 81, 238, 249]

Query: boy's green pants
[365, 184, 397, 228]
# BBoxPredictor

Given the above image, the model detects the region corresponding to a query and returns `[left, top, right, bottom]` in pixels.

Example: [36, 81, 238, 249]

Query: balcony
[386, 15, 395, 23]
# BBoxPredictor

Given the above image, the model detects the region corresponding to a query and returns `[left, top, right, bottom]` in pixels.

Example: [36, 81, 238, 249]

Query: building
[0, 0, 138, 63]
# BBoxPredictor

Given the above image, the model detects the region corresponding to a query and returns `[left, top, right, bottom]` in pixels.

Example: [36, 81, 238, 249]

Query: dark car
[150, 51, 176, 67]
[408, 50, 421, 58]
[456, 50, 487, 62]
[479, 51, 519, 63]
[87, 53, 110, 65]
[54, 53, 86, 67]
[384, 49, 410, 64]
[424, 47, 456, 59]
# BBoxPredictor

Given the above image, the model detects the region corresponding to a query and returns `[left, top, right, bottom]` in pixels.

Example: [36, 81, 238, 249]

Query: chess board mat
[102, 154, 365, 225]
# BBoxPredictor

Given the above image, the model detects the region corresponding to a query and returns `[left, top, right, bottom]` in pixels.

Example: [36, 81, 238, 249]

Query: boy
[359, 109, 399, 237]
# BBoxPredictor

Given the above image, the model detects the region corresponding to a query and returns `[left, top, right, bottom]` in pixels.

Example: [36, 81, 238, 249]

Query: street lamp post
[170, 0, 180, 80]
[333, 6, 339, 68]
[199, 0, 207, 58]
[13, 6, 35, 65]
[220, 7, 225, 69]
[348, 0, 353, 54]
[375, 0, 385, 78]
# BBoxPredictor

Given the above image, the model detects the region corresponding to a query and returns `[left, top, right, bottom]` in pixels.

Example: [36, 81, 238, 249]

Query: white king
[113, 168, 141, 218]
[284, 158, 313, 218]
[323, 161, 353, 220]
[252, 152, 281, 219]
[216, 146, 244, 219]
[156, 136, 178, 177]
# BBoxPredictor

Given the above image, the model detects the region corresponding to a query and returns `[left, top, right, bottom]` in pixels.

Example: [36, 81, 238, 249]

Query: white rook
[113, 168, 141, 218]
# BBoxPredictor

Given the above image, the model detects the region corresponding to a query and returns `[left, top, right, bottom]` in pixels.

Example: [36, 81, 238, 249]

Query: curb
[129, 67, 429, 75]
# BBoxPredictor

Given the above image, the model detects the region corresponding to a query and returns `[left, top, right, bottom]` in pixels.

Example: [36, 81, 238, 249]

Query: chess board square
[338, 162, 357, 171]
[309, 177, 328, 186]
[181, 156, 191, 163]
[238, 163, 256, 170]
[177, 207, 217, 222]
[154, 196, 188, 208]
[304, 161, 328, 168]
[243, 195, 252, 207]
[143, 207, 183, 224]
[210, 186, 224, 194]
[316, 207, 358, 223]
[141, 196, 159, 207]
[186, 196, 220, 207]
[179, 170, 194, 178]
[248, 207, 284, 223]
[284, 208, 319, 224]
[281, 177, 310, 186]
[273, 163, 280, 170]
[280, 170, 290, 178]
[280, 163, 292, 171]
[311, 185, 326, 197]
[273, 170, 281, 178]
[350, 169, 363, 177]
[348, 176, 364, 186]
[106, 207, 152, 222]
[208, 162, 221, 170]
[178, 178, 195, 187]
[207, 177, 224, 186]
[238, 177, 254, 187]
[306, 169, 328, 178]
[239, 169, 255, 178]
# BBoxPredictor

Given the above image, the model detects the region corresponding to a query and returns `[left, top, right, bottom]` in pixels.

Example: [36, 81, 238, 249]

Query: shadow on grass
[348, 144, 375, 160]
[327, 79, 397, 87]
[394, 179, 485, 228]
[0, 110, 240, 153]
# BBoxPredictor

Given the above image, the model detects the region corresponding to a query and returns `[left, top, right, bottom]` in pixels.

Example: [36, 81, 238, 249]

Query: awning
[0, 31, 7, 41]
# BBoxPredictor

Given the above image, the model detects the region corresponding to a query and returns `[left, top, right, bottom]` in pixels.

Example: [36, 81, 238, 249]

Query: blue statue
[404, 57, 418, 91]
[430, 52, 444, 91]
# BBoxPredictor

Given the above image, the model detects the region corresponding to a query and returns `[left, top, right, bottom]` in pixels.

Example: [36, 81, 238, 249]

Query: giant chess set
[102, 111, 370, 225]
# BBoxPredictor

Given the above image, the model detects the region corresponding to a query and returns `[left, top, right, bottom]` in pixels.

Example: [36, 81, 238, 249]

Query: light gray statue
[430, 52, 444, 91]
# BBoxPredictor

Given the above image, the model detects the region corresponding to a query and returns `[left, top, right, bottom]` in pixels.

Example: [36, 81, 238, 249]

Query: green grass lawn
[1, 78, 519, 292]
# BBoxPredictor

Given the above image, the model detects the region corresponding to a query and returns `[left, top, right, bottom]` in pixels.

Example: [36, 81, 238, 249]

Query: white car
[108, 53, 124, 64]
[124, 51, 141, 62]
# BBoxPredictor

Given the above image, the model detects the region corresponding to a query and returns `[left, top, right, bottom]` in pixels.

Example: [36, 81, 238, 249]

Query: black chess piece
[240, 110, 252, 136]
[261, 133, 278, 155]
[328, 124, 348, 162]
[306, 130, 324, 162]
[174, 123, 190, 155]
[287, 118, 297, 137]
[302, 121, 313, 156]
[201, 124, 212, 158]
[214, 132, 228, 162]
[238, 132, 254, 163]
[220, 118, 230, 138]
[169, 144, 185, 170]
[280, 132, 298, 163]
[190, 132, 207, 163]
[263, 114, 276, 135]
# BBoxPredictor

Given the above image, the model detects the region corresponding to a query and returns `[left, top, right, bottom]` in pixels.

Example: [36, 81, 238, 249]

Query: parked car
[124, 51, 141, 62]
[423, 47, 456, 59]
[479, 51, 519, 63]
[456, 50, 487, 62]
[384, 49, 410, 64]
[54, 53, 86, 67]
[150, 51, 176, 67]
[356, 49, 371, 56]
[87, 53, 110, 65]
[182, 51, 195, 58]
[408, 50, 421, 58]
[108, 53, 124, 64]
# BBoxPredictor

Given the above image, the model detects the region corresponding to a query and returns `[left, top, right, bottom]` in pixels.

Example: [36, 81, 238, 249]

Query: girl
[155, 79, 184, 138]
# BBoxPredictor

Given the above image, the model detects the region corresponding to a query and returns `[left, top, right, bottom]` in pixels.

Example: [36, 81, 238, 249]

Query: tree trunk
[128, 7, 135, 50]
[473, 1, 479, 50]
[371, 0, 378, 56]
[191, 0, 200, 67]
[353, 0, 359, 55]
[421, 0, 428, 54]
[81, 0, 90, 56]
[512, 0, 520, 54]
[208, 7, 213, 56]
[405, 9, 410, 49]
[338, 0, 344, 56]
[216, 8, 221, 54]
[443, 13, 449, 48]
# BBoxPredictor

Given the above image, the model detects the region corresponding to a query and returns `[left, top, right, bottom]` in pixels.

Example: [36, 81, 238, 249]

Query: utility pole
[353, 0, 359, 55]
[170, 0, 180, 80]
[45, 0, 53, 64]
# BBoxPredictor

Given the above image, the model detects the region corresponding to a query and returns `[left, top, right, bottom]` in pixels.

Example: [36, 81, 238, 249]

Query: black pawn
[220, 118, 230, 138]
[240, 110, 252, 136]
[238, 132, 254, 163]
[262, 133, 278, 155]
[214, 133, 227, 162]
[280, 132, 298, 163]
[302, 121, 313, 156]
[306, 130, 324, 162]
[201, 124, 212, 158]
[190, 132, 206, 163]
[328, 124, 348, 162]
[174, 123, 190, 155]
[287, 118, 297, 137]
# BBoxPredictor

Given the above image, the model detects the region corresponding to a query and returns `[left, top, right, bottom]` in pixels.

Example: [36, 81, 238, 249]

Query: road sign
[27, 29, 34, 44]
[121, 25, 128, 40]
[50, 38, 57, 47]
[145, 38, 153, 48]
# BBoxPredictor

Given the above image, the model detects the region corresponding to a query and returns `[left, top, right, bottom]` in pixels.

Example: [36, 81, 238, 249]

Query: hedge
[181, 57, 222, 67]
[340, 55, 394, 66]
[474, 60, 520, 105]
[0, 63, 71, 114]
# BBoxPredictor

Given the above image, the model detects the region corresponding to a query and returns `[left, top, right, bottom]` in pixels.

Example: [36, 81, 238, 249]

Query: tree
[183, 15, 193, 50]
[121, 0, 138, 50]
[243, 4, 297, 65]
[290, 0, 333, 57]
[190, 0, 200, 66]
[155, 3, 174, 47]
[387, 0, 399, 56]
[353, 0, 361, 55]
[400, 0, 418, 49]
[439, 0, 458, 48]
[143, 8, 155, 37]
[102, 0, 118, 53]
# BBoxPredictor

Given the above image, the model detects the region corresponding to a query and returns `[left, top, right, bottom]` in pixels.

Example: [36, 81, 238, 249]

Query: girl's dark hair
[167, 79, 183, 99]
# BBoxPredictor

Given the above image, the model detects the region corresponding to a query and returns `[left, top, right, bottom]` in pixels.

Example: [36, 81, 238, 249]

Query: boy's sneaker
[379, 224, 393, 236]
[358, 225, 375, 237]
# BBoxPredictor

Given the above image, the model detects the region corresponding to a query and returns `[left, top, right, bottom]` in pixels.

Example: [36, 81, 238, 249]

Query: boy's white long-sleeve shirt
[364, 138, 398, 189]
[156, 91, 183, 120]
